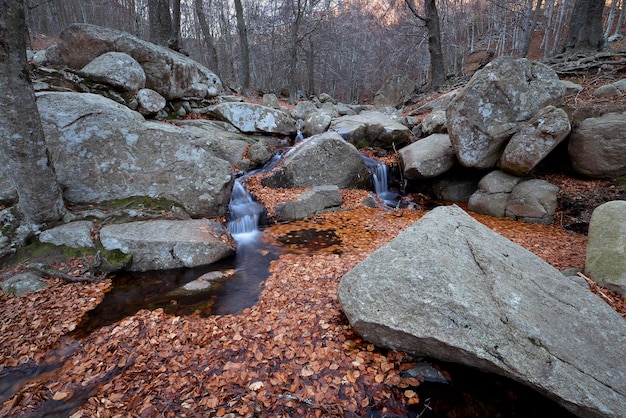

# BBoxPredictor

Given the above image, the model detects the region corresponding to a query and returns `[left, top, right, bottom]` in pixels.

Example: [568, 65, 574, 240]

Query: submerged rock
[339, 205, 626, 418]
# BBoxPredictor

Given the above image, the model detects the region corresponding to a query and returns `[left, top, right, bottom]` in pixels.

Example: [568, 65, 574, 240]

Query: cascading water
[227, 179, 265, 243]
[362, 155, 400, 206]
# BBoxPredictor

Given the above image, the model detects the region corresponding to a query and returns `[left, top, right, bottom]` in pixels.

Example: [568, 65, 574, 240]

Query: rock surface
[468, 170, 521, 217]
[261, 132, 371, 189]
[274, 185, 343, 222]
[58, 23, 221, 100]
[100, 220, 235, 271]
[38, 221, 95, 248]
[447, 57, 565, 169]
[568, 111, 626, 178]
[585, 200, 626, 296]
[338, 205, 626, 418]
[399, 134, 456, 179]
[79, 51, 146, 92]
[331, 111, 410, 149]
[505, 179, 559, 224]
[200, 102, 296, 135]
[37, 92, 233, 218]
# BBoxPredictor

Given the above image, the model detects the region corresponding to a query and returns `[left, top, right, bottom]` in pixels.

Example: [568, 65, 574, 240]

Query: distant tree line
[24, 0, 624, 102]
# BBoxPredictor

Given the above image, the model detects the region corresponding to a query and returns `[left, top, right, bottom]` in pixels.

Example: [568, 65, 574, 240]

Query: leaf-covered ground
[1, 173, 625, 418]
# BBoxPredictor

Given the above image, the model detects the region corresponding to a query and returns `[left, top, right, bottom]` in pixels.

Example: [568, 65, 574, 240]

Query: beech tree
[233, 0, 251, 92]
[563, 0, 607, 54]
[0, 0, 66, 225]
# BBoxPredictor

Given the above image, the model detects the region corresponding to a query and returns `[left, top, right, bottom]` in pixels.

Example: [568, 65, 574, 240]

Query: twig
[27, 262, 102, 283]
[577, 272, 613, 304]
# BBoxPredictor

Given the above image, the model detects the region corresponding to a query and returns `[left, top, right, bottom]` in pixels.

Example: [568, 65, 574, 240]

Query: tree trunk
[233, 0, 251, 92]
[519, 0, 543, 58]
[195, 0, 220, 74]
[169, 0, 182, 51]
[148, 0, 171, 47]
[0, 0, 65, 225]
[404, 0, 446, 90]
[563, 0, 606, 54]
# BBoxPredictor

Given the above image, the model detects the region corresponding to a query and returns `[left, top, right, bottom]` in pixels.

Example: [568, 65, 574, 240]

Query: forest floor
[2, 54, 626, 417]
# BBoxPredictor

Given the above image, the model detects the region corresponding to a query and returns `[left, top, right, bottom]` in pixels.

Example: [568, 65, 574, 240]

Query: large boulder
[338, 205, 626, 418]
[100, 220, 235, 271]
[274, 185, 342, 222]
[79, 51, 146, 92]
[568, 111, 626, 178]
[198, 102, 296, 136]
[585, 200, 626, 296]
[331, 111, 410, 149]
[57, 23, 221, 100]
[499, 106, 571, 176]
[468, 170, 521, 217]
[37, 92, 233, 218]
[505, 179, 559, 224]
[398, 134, 456, 179]
[447, 57, 566, 169]
[261, 132, 371, 189]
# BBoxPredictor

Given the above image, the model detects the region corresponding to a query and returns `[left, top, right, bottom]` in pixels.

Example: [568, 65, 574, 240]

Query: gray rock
[568, 111, 626, 178]
[585, 200, 626, 296]
[468, 170, 521, 217]
[262, 93, 281, 109]
[399, 134, 455, 179]
[136, 88, 166, 114]
[58, 23, 221, 100]
[0, 170, 17, 205]
[560, 80, 583, 96]
[37, 92, 233, 218]
[175, 119, 252, 165]
[303, 111, 332, 137]
[420, 110, 447, 134]
[614, 78, 626, 93]
[432, 177, 478, 202]
[261, 132, 371, 189]
[505, 179, 559, 224]
[246, 140, 275, 167]
[274, 185, 343, 222]
[39, 221, 95, 248]
[500, 106, 571, 176]
[331, 110, 410, 149]
[408, 90, 460, 116]
[166, 269, 236, 297]
[2, 273, 48, 296]
[199, 102, 296, 135]
[290, 100, 318, 120]
[80, 51, 146, 92]
[100, 219, 235, 271]
[338, 205, 626, 418]
[593, 84, 623, 99]
[447, 57, 565, 169]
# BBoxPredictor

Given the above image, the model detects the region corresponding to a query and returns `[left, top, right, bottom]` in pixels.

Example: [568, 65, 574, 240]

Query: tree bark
[148, 0, 171, 47]
[0, 0, 66, 225]
[169, 0, 182, 51]
[195, 0, 220, 74]
[404, 0, 446, 90]
[563, 0, 606, 54]
[233, 0, 251, 91]
[519, 0, 543, 58]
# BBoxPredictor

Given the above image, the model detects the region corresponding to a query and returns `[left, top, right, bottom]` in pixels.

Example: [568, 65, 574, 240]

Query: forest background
[24, 0, 626, 105]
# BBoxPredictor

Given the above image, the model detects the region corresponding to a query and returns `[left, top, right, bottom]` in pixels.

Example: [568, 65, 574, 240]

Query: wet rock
[339, 205, 626, 418]
[166, 269, 237, 297]
[100, 219, 235, 271]
[585, 200, 626, 296]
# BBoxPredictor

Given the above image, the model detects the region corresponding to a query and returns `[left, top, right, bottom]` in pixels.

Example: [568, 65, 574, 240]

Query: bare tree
[148, 0, 171, 46]
[0, 0, 66, 225]
[519, 0, 543, 58]
[233, 0, 251, 92]
[404, 0, 446, 90]
[563, 0, 607, 54]
[169, 0, 182, 51]
[194, 0, 220, 74]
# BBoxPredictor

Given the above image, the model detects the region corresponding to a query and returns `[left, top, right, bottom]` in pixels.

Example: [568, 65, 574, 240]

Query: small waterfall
[362, 155, 400, 206]
[227, 179, 265, 243]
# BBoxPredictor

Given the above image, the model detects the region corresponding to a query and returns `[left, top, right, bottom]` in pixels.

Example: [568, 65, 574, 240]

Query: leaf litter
[1, 176, 625, 417]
